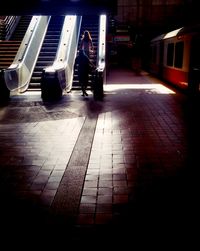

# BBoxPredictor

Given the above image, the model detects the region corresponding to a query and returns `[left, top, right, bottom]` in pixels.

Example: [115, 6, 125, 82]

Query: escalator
[72, 15, 99, 90]
[28, 15, 65, 90]
[0, 16, 32, 70]
[11, 16, 32, 41]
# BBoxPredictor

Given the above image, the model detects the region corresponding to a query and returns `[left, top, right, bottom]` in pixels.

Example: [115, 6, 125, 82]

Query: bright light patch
[164, 28, 183, 39]
[20, 91, 41, 95]
[179, 81, 188, 87]
[98, 14, 106, 69]
[104, 84, 175, 94]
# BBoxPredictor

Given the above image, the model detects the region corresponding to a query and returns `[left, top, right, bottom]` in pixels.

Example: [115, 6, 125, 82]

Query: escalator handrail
[4, 16, 51, 93]
[0, 16, 20, 41]
[43, 15, 82, 92]
[96, 14, 107, 84]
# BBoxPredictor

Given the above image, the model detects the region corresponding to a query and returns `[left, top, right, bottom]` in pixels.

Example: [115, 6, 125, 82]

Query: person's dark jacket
[75, 50, 92, 81]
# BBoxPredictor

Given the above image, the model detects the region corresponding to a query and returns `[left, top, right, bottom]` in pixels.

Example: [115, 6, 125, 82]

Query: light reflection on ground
[104, 83, 175, 94]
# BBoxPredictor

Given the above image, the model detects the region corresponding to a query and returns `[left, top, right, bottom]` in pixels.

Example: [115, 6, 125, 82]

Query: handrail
[0, 16, 20, 40]
[42, 15, 82, 93]
[4, 16, 51, 93]
[13, 16, 41, 62]
[92, 14, 106, 100]
[97, 14, 107, 74]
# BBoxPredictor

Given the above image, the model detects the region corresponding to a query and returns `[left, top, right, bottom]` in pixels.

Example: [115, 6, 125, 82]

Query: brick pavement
[0, 68, 199, 248]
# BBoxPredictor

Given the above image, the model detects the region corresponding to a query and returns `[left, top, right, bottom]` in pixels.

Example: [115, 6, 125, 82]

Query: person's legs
[82, 76, 88, 96]
[79, 76, 86, 96]
[79, 74, 89, 96]
[82, 82, 88, 96]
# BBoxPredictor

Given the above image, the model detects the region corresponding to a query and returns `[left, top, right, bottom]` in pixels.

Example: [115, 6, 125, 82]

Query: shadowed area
[0, 67, 199, 248]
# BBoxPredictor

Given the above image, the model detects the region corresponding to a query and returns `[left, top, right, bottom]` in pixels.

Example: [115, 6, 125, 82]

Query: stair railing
[0, 16, 20, 41]
[42, 15, 82, 93]
[3, 16, 51, 93]
[94, 14, 107, 99]
[97, 14, 106, 73]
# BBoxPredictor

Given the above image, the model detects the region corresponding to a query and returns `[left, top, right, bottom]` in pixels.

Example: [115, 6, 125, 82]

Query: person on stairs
[79, 30, 94, 59]
[75, 49, 95, 96]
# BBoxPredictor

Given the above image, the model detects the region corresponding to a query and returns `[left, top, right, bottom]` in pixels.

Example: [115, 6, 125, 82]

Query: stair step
[0, 16, 32, 70]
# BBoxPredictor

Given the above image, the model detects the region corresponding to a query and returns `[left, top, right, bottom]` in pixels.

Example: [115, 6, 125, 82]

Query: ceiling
[1, 0, 199, 40]
[0, 0, 117, 15]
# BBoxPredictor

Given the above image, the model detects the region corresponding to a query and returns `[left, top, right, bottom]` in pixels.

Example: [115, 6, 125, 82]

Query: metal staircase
[0, 16, 32, 70]
[72, 15, 99, 90]
[28, 15, 65, 90]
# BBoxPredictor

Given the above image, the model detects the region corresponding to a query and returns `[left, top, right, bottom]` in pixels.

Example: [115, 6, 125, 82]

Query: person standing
[75, 49, 95, 96]
[80, 30, 94, 58]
